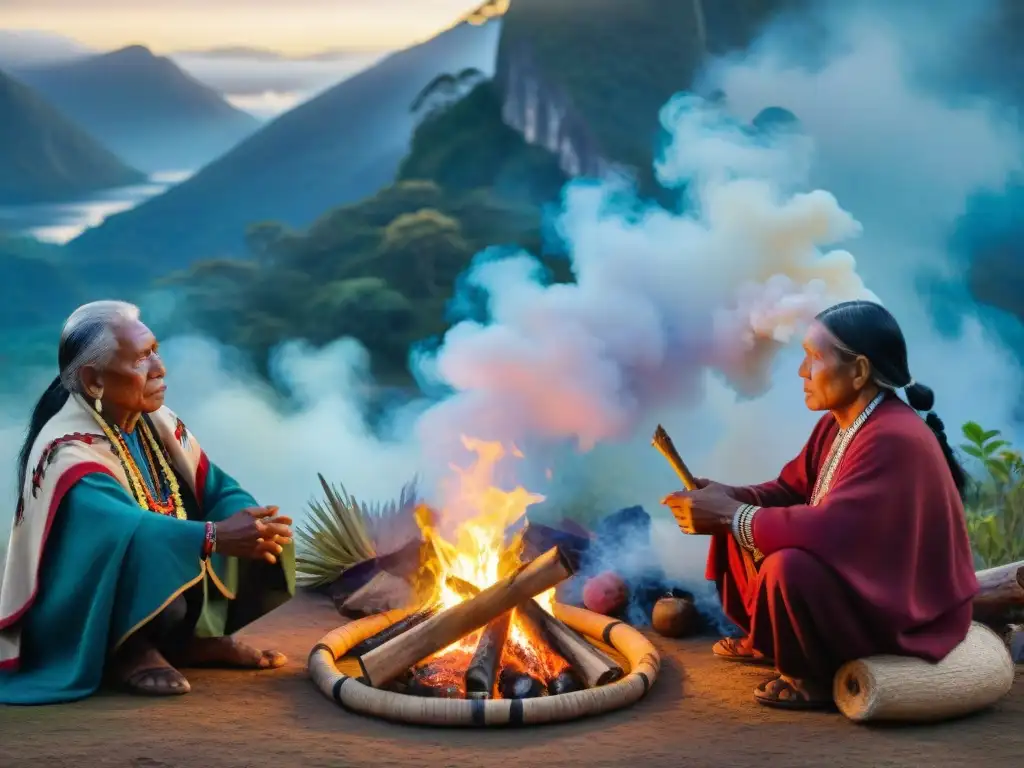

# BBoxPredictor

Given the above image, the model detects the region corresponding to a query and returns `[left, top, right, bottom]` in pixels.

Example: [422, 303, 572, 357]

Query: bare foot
[173, 636, 287, 670]
[114, 642, 191, 696]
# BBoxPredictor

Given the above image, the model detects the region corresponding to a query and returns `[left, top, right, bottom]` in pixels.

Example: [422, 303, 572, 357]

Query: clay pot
[582, 571, 629, 616]
[651, 595, 698, 638]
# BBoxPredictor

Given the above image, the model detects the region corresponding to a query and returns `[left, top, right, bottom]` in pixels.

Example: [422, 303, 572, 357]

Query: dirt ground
[1, 592, 1021, 768]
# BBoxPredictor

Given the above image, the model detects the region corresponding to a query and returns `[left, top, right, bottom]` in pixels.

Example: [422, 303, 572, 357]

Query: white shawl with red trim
[0, 394, 209, 668]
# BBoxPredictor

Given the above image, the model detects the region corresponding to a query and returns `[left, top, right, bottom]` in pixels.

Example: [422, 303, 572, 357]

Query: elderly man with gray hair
[0, 301, 295, 703]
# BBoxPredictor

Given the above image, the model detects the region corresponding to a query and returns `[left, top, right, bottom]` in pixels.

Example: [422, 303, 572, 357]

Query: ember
[352, 437, 622, 700]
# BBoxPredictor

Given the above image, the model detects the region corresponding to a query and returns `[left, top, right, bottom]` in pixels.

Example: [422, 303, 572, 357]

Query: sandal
[754, 675, 833, 711]
[712, 637, 774, 666]
[123, 666, 191, 697]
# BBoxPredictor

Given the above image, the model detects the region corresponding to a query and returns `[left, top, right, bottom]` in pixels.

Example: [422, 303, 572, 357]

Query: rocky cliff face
[494, 40, 614, 179]
[492, 0, 806, 181]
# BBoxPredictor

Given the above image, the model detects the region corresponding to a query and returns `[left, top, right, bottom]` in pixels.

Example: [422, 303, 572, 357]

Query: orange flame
[416, 437, 563, 678]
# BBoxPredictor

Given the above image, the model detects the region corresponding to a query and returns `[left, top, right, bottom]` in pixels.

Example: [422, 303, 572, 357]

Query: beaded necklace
[809, 392, 885, 506]
[89, 407, 186, 520]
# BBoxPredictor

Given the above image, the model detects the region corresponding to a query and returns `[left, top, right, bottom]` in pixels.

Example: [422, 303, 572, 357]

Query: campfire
[347, 438, 624, 701]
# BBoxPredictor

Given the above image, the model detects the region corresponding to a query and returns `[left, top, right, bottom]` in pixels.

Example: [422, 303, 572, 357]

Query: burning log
[345, 604, 439, 657]
[464, 611, 513, 699]
[357, 546, 575, 688]
[652, 424, 697, 490]
[516, 598, 624, 687]
[405, 661, 464, 698]
[449, 573, 624, 689]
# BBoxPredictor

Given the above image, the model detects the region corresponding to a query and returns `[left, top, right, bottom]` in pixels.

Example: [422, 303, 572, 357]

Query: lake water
[0, 170, 194, 243]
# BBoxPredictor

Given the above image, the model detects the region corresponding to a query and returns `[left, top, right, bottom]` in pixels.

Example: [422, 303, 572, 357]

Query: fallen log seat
[973, 560, 1024, 623]
[833, 622, 1015, 723]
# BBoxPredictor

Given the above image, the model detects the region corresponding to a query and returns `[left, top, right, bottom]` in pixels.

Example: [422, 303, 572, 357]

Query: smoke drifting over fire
[1, 2, 1022, 613]
[414, 93, 875, 468]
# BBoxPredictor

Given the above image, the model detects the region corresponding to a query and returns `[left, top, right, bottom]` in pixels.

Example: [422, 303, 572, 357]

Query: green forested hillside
[64, 20, 502, 283]
[167, 81, 567, 381]
[0, 68, 144, 205]
[398, 80, 565, 203]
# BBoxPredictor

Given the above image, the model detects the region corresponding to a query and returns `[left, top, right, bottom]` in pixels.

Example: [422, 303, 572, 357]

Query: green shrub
[960, 421, 1024, 568]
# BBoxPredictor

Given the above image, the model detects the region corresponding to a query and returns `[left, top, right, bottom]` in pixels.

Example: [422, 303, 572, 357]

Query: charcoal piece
[498, 668, 545, 699]
[547, 669, 584, 695]
[385, 670, 414, 695]
[405, 662, 463, 698]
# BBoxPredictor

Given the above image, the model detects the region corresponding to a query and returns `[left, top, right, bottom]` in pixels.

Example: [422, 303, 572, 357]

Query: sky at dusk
[0, 0, 486, 54]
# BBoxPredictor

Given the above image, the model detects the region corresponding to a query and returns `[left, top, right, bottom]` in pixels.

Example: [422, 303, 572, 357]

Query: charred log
[498, 667, 545, 699]
[345, 605, 440, 657]
[464, 611, 513, 699]
[517, 598, 623, 687]
[547, 668, 584, 695]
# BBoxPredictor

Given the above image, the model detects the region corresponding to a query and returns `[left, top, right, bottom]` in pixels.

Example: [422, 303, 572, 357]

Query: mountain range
[67, 20, 502, 281]
[13, 46, 260, 172]
[0, 68, 145, 205]
[172, 45, 381, 62]
[0, 30, 92, 68]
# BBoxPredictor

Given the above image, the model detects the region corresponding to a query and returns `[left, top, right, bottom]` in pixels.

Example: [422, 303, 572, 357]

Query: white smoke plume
[2, 2, 1023, 607]
[413, 94, 874, 470]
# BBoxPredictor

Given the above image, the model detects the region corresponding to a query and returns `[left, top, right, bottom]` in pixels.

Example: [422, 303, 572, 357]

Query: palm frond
[295, 474, 420, 588]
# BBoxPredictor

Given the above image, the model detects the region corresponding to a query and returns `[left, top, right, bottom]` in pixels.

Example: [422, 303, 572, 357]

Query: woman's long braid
[924, 412, 967, 499]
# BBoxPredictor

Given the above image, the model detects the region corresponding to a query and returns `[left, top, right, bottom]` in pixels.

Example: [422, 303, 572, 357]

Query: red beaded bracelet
[202, 521, 217, 558]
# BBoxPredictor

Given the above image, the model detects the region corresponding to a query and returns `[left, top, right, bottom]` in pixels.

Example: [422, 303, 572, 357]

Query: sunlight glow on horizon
[0, 1, 486, 55]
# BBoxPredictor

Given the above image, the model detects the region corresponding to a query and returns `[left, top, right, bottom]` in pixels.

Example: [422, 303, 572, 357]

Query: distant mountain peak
[176, 45, 285, 60]
[104, 44, 157, 61]
[0, 67, 145, 204]
[13, 42, 260, 172]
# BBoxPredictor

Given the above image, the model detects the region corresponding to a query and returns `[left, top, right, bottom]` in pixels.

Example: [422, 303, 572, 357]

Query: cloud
[223, 91, 310, 119]
[0, 2, 485, 53]
[172, 50, 386, 117]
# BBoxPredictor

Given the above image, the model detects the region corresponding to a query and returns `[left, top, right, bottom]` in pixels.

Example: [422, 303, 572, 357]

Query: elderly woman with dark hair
[0, 301, 295, 704]
[663, 300, 978, 711]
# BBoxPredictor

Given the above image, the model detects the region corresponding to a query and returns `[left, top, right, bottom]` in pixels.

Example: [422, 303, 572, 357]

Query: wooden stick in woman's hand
[651, 424, 697, 491]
